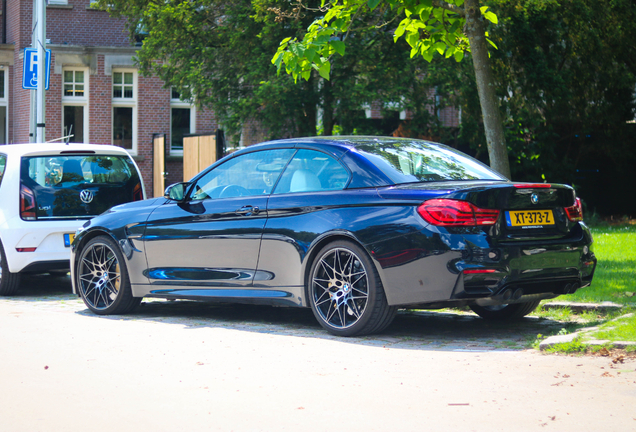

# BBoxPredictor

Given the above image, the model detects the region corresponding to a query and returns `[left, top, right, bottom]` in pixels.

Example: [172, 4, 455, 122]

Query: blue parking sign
[22, 48, 51, 90]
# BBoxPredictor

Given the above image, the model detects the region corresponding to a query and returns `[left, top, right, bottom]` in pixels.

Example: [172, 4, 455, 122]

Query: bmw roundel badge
[531, 193, 539, 204]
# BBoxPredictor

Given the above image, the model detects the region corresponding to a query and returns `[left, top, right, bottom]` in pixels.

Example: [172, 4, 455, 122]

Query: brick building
[0, 0, 219, 194]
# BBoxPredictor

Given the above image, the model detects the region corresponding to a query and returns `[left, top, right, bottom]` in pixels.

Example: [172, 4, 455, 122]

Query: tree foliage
[272, 0, 512, 178]
[272, 0, 499, 81]
[92, 0, 325, 140]
[93, 0, 462, 143]
[445, 0, 636, 213]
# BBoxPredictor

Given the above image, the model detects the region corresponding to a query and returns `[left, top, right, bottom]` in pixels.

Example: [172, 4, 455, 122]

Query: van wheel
[0, 241, 21, 296]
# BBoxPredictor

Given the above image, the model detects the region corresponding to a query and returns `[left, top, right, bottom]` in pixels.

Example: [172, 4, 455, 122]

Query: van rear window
[21, 155, 142, 220]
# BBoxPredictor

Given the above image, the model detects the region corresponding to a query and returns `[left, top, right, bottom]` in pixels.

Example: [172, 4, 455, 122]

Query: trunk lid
[378, 181, 580, 241]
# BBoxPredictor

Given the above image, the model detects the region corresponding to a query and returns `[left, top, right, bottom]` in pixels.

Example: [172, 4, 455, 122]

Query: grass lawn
[537, 223, 636, 352]
[561, 224, 636, 304]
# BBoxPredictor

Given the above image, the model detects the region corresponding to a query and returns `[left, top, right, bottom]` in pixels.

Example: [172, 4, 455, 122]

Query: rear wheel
[0, 241, 21, 296]
[469, 300, 541, 320]
[308, 240, 396, 336]
[76, 236, 141, 315]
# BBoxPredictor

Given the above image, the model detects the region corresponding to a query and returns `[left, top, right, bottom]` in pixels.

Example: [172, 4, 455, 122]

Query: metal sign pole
[29, 0, 36, 143]
[35, 0, 46, 143]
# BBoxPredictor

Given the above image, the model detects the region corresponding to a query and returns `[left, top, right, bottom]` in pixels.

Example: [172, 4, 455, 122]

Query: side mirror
[164, 182, 189, 201]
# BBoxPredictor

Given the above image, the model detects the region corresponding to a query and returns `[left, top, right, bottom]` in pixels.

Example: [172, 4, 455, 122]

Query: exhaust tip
[512, 288, 523, 300]
[569, 282, 580, 294]
[502, 289, 512, 301]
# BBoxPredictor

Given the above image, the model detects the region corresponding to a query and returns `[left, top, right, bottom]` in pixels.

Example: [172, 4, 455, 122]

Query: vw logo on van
[80, 189, 94, 204]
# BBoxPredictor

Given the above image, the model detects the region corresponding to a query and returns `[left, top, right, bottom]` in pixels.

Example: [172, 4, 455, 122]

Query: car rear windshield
[21, 154, 142, 220]
[355, 141, 506, 183]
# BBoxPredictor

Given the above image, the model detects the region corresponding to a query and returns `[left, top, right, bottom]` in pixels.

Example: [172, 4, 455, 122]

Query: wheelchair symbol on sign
[22, 48, 51, 90]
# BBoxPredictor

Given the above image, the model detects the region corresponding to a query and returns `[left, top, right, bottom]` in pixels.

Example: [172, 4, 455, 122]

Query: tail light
[20, 185, 37, 220]
[132, 183, 143, 201]
[565, 197, 583, 222]
[418, 199, 500, 226]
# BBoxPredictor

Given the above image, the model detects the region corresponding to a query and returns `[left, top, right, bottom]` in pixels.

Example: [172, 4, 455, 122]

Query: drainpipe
[2, 0, 6, 44]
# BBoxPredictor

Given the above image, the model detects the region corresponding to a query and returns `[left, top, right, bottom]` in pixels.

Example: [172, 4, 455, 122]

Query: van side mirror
[164, 182, 189, 201]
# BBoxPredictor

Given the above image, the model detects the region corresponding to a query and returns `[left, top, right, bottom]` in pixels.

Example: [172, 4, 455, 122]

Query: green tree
[487, 0, 636, 185]
[273, 0, 512, 178]
[93, 0, 457, 143]
[96, 0, 452, 143]
[92, 0, 324, 141]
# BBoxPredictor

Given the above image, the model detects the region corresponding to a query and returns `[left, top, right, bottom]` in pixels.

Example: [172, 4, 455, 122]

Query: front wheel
[308, 240, 396, 337]
[0, 241, 21, 296]
[469, 300, 541, 320]
[76, 236, 141, 315]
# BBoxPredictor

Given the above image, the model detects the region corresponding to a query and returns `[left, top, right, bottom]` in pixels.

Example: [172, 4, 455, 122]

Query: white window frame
[112, 69, 138, 154]
[48, 0, 68, 5]
[170, 88, 196, 155]
[0, 68, 8, 144]
[61, 67, 89, 143]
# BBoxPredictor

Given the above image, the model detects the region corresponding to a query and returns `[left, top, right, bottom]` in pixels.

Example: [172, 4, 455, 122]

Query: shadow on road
[8, 273, 567, 351]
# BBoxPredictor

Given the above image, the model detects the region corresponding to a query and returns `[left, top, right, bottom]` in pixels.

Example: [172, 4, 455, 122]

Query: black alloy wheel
[76, 236, 140, 315]
[309, 240, 396, 336]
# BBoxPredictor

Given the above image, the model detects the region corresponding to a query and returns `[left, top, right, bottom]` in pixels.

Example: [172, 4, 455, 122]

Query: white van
[0, 143, 145, 295]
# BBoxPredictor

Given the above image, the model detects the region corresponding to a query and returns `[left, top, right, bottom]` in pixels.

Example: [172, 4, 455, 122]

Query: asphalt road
[1, 274, 635, 431]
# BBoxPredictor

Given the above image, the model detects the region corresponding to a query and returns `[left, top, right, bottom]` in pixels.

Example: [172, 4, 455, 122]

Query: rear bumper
[371, 222, 596, 307]
[1, 217, 82, 273]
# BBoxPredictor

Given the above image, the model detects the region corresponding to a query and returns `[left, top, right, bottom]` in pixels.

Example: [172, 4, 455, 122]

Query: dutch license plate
[506, 210, 555, 227]
[64, 233, 75, 247]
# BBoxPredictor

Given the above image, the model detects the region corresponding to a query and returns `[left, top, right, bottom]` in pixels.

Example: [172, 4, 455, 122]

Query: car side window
[273, 149, 350, 194]
[190, 149, 295, 200]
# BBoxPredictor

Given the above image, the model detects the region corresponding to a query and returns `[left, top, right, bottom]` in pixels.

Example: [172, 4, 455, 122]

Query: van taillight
[565, 197, 583, 222]
[418, 199, 500, 226]
[132, 183, 143, 201]
[20, 185, 37, 220]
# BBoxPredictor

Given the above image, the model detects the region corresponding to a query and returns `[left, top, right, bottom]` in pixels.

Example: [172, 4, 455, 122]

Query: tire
[0, 241, 21, 296]
[469, 300, 541, 320]
[75, 236, 141, 315]
[308, 240, 397, 337]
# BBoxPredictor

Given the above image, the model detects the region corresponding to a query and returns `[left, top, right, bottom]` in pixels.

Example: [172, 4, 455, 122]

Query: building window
[62, 68, 89, 143]
[113, 71, 134, 99]
[0, 69, 7, 145]
[170, 88, 196, 153]
[112, 70, 137, 153]
[63, 70, 85, 97]
[113, 107, 133, 150]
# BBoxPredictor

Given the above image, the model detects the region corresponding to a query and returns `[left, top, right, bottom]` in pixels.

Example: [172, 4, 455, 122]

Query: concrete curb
[541, 301, 624, 314]
[539, 309, 635, 351]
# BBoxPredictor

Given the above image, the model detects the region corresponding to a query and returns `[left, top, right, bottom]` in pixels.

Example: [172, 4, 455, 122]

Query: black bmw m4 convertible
[71, 136, 596, 336]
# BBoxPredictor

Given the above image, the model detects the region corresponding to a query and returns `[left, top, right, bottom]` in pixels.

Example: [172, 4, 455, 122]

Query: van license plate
[64, 233, 75, 247]
[506, 210, 555, 227]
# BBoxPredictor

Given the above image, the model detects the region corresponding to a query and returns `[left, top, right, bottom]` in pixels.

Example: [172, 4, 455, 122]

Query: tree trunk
[322, 78, 335, 136]
[464, 0, 511, 179]
[298, 76, 318, 136]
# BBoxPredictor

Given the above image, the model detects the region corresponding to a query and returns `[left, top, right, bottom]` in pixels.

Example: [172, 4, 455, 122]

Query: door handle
[235, 205, 259, 216]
